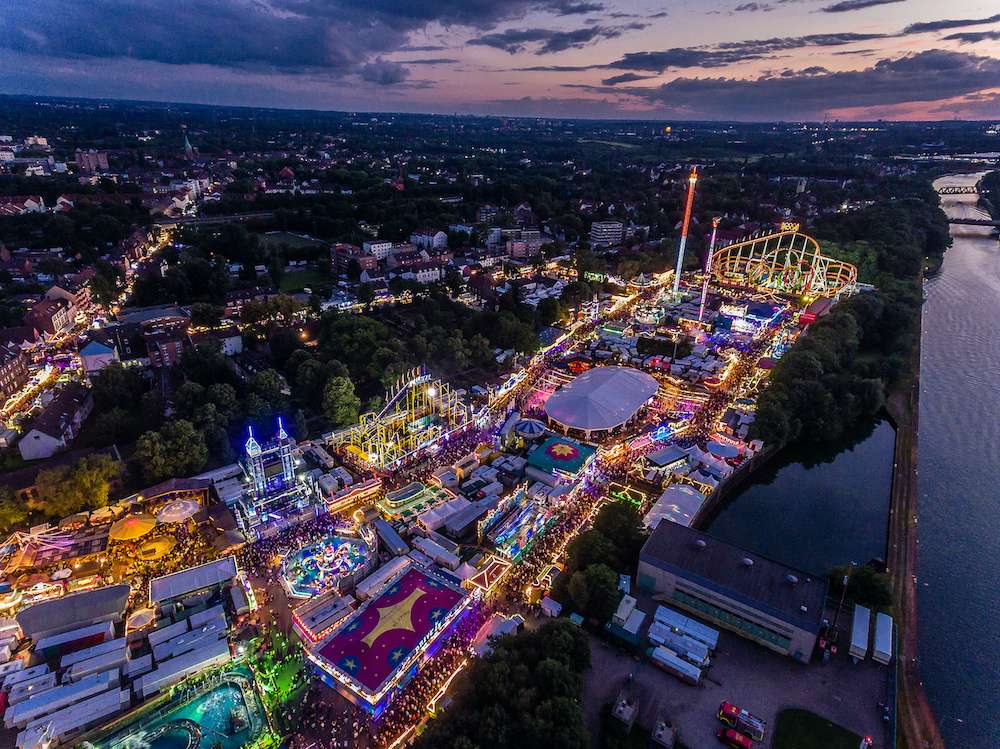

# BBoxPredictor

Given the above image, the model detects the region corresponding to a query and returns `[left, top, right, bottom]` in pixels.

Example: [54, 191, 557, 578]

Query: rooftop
[16, 583, 130, 639]
[544, 366, 658, 432]
[149, 556, 238, 603]
[640, 522, 827, 632]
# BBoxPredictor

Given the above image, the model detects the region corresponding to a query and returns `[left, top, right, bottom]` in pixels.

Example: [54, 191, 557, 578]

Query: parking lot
[581, 607, 889, 749]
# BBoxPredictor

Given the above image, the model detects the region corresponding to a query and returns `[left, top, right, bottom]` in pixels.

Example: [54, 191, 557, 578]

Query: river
[705, 419, 895, 576]
[918, 174, 1000, 749]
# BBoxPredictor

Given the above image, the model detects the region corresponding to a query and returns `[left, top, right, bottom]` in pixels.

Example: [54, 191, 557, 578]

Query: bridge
[947, 217, 1000, 227]
[936, 184, 980, 196]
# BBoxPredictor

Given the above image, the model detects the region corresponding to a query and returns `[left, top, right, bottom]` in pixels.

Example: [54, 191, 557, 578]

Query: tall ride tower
[698, 217, 721, 323]
[672, 166, 699, 295]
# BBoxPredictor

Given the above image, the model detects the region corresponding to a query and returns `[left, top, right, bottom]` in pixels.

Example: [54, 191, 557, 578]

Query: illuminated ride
[711, 230, 857, 299]
[329, 367, 471, 470]
[282, 534, 376, 598]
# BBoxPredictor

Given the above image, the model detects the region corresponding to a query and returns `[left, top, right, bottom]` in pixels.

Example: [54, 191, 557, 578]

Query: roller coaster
[711, 230, 858, 298]
[327, 366, 470, 470]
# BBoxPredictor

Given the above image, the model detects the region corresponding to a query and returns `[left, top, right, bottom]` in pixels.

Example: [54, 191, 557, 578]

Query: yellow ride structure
[328, 367, 470, 470]
[711, 230, 857, 299]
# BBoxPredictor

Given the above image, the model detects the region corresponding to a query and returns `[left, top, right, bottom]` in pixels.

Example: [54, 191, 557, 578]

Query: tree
[293, 409, 308, 440]
[135, 419, 208, 482]
[575, 563, 620, 621]
[536, 297, 564, 328]
[357, 283, 375, 307]
[250, 369, 289, 414]
[322, 376, 360, 427]
[90, 364, 146, 411]
[0, 485, 27, 531]
[190, 303, 223, 328]
[35, 454, 120, 518]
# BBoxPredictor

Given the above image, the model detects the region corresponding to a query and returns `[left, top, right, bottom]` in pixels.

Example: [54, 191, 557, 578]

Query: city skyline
[2, 0, 1000, 120]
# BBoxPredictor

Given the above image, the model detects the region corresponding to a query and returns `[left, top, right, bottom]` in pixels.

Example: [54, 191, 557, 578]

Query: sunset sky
[2, 0, 999, 120]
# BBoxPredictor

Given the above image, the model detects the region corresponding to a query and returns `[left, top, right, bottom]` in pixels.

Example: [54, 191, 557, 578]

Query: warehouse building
[636, 522, 826, 662]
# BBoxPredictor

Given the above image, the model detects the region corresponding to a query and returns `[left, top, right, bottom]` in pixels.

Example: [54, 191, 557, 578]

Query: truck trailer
[872, 612, 893, 665]
[850, 604, 871, 662]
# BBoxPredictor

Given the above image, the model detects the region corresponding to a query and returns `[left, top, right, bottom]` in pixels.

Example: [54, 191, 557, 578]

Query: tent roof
[544, 366, 658, 432]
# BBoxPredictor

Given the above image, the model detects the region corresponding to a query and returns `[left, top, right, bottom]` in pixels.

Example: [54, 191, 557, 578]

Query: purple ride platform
[308, 565, 471, 716]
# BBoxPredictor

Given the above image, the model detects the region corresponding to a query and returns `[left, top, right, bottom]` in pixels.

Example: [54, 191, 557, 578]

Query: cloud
[401, 58, 460, 65]
[601, 72, 656, 84]
[0, 0, 618, 78]
[469, 24, 642, 55]
[821, 0, 904, 12]
[943, 30, 1000, 44]
[554, 1, 606, 14]
[733, 3, 773, 12]
[625, 50, 1000, 119]
[903, 14, 1000, 34]
[360, 59, 409, 85]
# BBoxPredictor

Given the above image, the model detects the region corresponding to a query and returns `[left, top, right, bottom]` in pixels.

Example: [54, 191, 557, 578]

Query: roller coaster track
[711, 230, 858, 298]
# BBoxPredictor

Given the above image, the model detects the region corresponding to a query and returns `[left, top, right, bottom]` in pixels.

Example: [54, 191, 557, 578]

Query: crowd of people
[237, 513, 352, 579]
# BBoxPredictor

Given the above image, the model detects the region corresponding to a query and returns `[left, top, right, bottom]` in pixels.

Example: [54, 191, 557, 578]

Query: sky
[1, 0, 999, 120]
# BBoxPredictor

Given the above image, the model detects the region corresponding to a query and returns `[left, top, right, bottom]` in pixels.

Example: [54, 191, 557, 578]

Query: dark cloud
[0, 0, 616, 77]
[903, 14, 1000, 34]
[360, 59, 409, 85]
[555, 2, 606, 14]
[401, 58, 461, 65]
[626, 50, 1000, 119]
[601, 72, 656, 84]
[733, 3, 773, 12]
[469, 23, 642, 55]
[398, 44, 448, 52]
[821, 0, 904, 12]
[943, 30, 1000, 44]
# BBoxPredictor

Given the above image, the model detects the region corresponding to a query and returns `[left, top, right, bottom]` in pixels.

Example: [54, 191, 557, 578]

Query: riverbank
[885, 291, 943, 749]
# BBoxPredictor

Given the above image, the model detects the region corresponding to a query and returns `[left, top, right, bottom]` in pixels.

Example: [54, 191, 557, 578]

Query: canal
[917, 174, 1000, 749]
[705, 418, 895, 577]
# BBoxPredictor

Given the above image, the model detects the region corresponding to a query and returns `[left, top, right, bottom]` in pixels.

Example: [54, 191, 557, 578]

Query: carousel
[281, 534, 375, 599]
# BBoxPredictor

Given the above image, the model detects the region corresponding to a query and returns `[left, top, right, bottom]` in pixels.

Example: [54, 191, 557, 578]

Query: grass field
[259, 230, 324, 249]
[279, 269, 330, 292]
[773, 708, 863, 749]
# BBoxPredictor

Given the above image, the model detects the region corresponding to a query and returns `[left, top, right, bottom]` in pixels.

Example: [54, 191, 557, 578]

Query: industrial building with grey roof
[637, 521, 827, 662]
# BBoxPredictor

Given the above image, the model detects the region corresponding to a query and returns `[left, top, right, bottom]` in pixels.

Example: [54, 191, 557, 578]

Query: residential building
[224, 286, 276, 319]
[636, 521, 827, 662]
[590, 220, 625, 247]
[332, 243, 378, 274]
[477, 204, 499, 223]
[189, 324, 243, 356]
[141, 318, 189, 368]
[74, 149, 109, 174]
[46, 274, 93, 315]
[79, 340, 119, 374]
[409, 229, 448, 250]
[387, 248, 429, 270]
[362, 240, 394, 260]
[19, 383, 94, 460]
[0, 344, 29, 402]
[24, 298, 72, 336]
